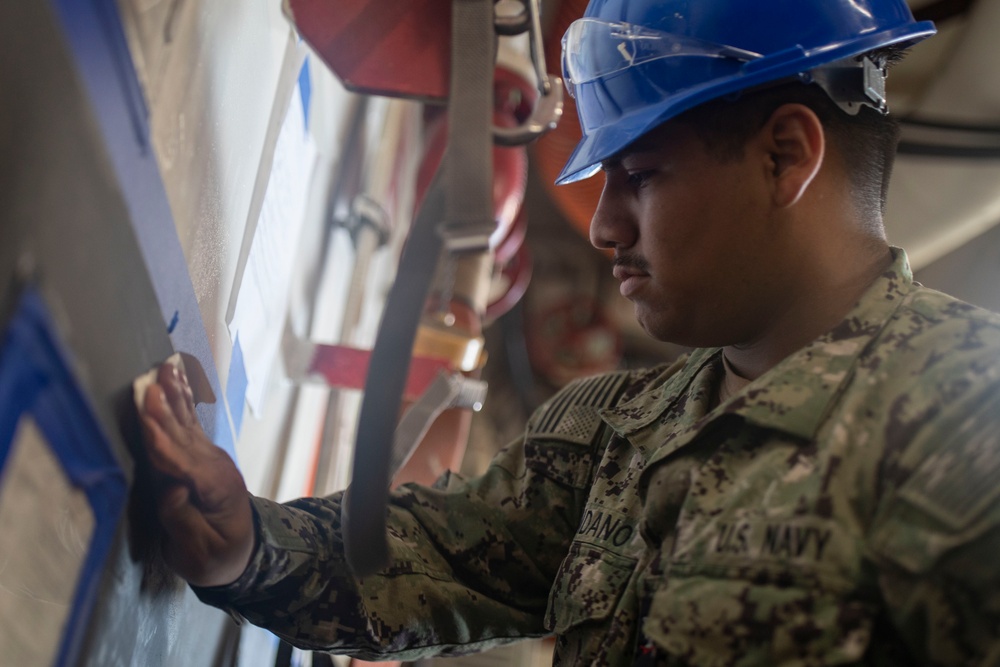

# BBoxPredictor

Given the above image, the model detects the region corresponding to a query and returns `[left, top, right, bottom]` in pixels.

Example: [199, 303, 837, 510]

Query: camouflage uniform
[197, 249, 1000, 665]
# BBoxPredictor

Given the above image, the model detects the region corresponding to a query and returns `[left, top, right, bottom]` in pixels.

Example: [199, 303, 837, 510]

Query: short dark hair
[676, 49, 907, 224]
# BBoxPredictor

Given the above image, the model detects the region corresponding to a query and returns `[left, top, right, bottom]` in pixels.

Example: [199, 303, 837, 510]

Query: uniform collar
[601, 248, 915, 462]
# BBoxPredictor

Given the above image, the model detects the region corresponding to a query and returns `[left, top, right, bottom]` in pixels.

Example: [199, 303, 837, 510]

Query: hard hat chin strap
[808, 56, 888, 116]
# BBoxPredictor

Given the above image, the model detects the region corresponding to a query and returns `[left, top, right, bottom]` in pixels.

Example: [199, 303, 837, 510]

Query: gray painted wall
[0, 2, 232, 665]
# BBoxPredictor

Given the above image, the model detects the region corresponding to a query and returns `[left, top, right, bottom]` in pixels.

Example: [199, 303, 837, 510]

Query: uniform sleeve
[867, 376, 1000, 665]
[193, 428, 597, 661]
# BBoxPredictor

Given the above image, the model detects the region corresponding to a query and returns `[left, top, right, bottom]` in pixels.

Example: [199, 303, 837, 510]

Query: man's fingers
[157, 363, 196, 427]
[140, 403, 191, 479]
[138, 366, 256, 587]
[144, 382, 191, 448]
[142, 378, 233, 489]
[178, 368, 197, 418]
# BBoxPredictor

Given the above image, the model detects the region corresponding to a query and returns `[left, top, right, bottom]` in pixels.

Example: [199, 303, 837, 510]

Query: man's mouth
[612, 255, 650, 298]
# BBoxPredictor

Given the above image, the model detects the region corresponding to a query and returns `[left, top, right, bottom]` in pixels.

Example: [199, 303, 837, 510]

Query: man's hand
[140, 363, 255, 588]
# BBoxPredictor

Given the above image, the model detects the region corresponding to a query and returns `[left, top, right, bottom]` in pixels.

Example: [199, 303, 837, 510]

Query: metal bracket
[438, 219, 496, 253]
[388, 372, 487, 480]
[810, 56, 888, 116]
[340, 193, 391, 247]
[491, 0, 563, 146]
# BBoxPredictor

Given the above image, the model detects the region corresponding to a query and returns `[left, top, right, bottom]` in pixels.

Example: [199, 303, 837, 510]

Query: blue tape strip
[226, 336, 249, 437]
[298, 57, 312, 132]
[49, 0, 236, 461]
[166, 310, 179, 334]
[0, 288, 128, 667]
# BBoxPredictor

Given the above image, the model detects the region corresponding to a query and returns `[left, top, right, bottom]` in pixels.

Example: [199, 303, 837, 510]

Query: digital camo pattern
[195, 371, 630, 661]
[197, 250, 1000, 665]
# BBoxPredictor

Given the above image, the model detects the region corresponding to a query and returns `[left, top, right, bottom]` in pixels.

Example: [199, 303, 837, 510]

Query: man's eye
[626, 170, 653, 188]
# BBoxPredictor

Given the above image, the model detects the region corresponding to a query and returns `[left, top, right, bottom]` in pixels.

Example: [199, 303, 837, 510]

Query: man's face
[590, 120, 789, 348]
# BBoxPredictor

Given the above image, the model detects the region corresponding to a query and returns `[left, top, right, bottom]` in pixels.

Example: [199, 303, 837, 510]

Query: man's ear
[760, 103, 825, 208]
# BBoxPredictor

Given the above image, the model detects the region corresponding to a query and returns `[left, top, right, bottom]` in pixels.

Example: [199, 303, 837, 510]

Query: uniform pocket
[544, 541, 636, 633]
[642, 569, 877, 666]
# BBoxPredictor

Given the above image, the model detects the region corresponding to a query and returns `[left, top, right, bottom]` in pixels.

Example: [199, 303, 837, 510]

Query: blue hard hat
[557, 0, 936, 184]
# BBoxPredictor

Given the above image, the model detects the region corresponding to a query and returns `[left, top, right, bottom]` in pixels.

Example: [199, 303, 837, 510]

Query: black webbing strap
[344, 0, 496, 576]
[440, 0, 496, 252]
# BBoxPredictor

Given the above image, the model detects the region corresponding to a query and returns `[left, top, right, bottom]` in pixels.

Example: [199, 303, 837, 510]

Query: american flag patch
[527, 372, 629, 445]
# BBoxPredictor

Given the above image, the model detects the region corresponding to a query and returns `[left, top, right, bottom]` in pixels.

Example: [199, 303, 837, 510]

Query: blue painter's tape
[52, 0, 149, 151]
[226, 336, 249, 438]
[298, 57, 312, 131]
[0, 288, 128, 667]
[48, 0, 237, 464]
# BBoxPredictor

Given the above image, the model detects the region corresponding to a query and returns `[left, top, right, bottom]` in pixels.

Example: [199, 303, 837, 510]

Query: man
[141, 0, 1000, 664]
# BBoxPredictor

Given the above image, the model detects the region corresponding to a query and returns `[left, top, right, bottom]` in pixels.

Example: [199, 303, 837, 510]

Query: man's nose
[589, 180, 636, 251]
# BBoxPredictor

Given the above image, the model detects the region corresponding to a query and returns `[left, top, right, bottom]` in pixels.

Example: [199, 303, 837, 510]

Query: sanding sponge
[132, 352, 215, 416]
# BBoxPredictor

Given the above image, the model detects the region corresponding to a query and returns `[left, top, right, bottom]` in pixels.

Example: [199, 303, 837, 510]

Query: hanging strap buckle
[492, 0, 564, 146]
